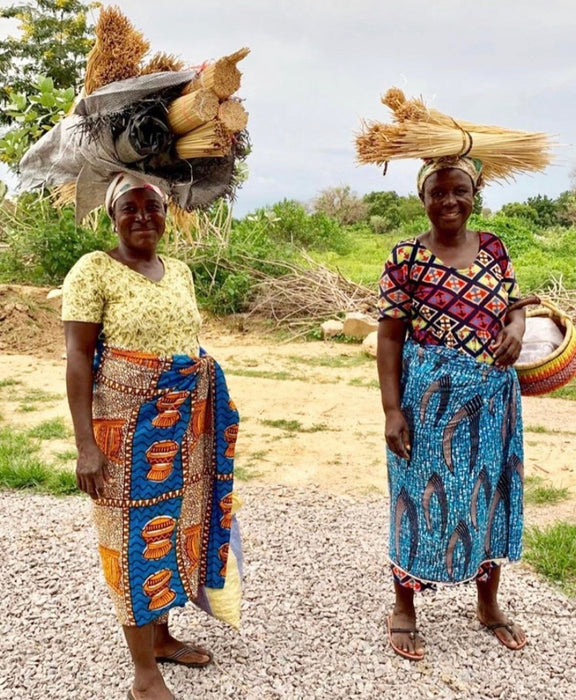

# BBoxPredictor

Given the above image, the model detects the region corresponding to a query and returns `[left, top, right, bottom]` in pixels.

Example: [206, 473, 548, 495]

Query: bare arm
[64, 321, 109, 498]
[377, 318, 411, 459]
[492, 308, 526, 368]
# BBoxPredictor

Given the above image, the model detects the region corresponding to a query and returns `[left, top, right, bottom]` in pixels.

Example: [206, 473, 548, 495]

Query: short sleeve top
[62, 251, 202, 357]
[378, 232, 521, 364]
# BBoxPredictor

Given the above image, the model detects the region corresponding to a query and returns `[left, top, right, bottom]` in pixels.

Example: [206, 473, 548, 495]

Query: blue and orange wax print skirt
[387, 340, 524, 587]
[90, 345, 241, 627]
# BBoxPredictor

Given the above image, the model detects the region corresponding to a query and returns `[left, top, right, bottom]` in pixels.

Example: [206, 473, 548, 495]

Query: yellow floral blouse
[62, 251, 202, 357]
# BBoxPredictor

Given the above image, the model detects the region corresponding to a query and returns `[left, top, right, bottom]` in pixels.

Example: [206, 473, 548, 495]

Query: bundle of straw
[183, 48, 250, 98]
[83, 6, 150, 95]
[175, 120, 232, 159]
[140, 52, 185, 75]
[167, 89, 220, 135]
[356, 88, 554, 182]
[218, 100, 249, 132]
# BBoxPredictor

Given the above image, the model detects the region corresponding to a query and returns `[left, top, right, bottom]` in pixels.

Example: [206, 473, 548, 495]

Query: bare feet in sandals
[387, 610, 425, 661]
[477, 605, 526, 650]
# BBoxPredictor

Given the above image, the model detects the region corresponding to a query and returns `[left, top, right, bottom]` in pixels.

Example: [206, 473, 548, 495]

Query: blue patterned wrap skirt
[387, 340, 524, 585]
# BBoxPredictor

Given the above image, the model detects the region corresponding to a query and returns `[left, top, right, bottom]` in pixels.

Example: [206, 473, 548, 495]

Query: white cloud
[1, 0, 574, 215]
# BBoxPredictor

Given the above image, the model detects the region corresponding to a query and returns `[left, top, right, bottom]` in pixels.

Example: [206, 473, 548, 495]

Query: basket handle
[506, 295, 541, 315]
[535, 298, 572, 320]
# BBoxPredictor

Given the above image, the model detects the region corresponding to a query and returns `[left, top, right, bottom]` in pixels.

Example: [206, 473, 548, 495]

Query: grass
[27, 417, 70, 440]
[0, 426, 78, 495]
[348, 377, 380, 389]
[524, 476, 570, 506]
[227, 368, 305, 381]
[548, 378, 576, 401]
[20, 388, 63, 402]
[288, 353, 372, 369]
[260, 418, 330, 433]
[55, 449, 77, 461]
[524, 522, 576, 597]
[0, 379, 22, 389]
[525, 424, 552, 434]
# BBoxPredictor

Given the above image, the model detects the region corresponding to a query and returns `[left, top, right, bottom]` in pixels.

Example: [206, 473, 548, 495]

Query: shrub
[0, 194, 115, 284]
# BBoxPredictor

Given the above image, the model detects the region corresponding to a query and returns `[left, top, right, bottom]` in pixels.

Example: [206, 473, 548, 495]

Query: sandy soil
[1, 284, 575, 526]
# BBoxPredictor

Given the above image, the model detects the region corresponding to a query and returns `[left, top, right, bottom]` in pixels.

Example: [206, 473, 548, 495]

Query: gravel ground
[1, 485, 575, 700]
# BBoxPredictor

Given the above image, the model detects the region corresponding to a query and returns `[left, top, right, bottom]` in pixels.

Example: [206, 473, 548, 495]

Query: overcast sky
[1, 0, 575, 216]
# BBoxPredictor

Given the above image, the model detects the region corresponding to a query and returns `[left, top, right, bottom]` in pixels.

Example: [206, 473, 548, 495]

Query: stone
[362, 330, 378, 357]
[342, 311, 378, 339]
[321, 319, 343, 339]
[46, 288, 63, 299]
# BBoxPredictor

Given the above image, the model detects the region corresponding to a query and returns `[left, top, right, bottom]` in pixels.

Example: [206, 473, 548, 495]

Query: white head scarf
[105, 172, 168, 218]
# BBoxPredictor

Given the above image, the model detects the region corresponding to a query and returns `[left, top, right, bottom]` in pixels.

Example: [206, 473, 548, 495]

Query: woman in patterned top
[377, 157, 527, 661]
[63, 173, 241, 700]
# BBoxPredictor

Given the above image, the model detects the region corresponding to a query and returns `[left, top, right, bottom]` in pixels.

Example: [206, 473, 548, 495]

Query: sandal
[155, 643, 213, 668]
[479, 620, 527, 650]
[387, 614, 425, 661]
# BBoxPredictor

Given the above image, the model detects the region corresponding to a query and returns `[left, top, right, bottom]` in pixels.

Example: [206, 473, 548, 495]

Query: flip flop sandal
[127, 690, 176, 700]
[387, 614, 425, 661]
[155, 644, 213, 668]
[480, 620, 527, 650]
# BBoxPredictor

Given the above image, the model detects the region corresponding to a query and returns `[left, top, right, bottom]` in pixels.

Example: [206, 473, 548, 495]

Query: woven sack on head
[515, 300, 576, 396]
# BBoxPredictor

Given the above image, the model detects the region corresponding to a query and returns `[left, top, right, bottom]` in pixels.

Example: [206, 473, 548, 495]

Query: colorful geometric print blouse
[62, 251, 202, 357]
[378, 232, 521, 364]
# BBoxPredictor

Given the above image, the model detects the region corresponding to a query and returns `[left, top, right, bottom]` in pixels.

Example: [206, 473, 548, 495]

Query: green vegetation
[549, 378, 576, 401]
[260, 418, 330, 433]
[524, 476, 570, 506]
[27, 417, 70, 440]
[287, 353, 372, 369]
[0, 379, 22, 389]
[0, 426, 78, 495]
[524, 523, 576, 597]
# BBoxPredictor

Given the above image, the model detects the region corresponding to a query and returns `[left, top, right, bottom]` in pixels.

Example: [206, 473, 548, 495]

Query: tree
[525, 194, 559, 229]
[0, 76, 75, 169]
[499, 202, 539, 223]
[313, 185, 368, 226]
[0, 0, 96, 120]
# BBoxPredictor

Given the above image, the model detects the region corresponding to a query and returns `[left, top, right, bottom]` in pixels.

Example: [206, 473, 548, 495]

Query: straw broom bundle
[167, 89, 220, 135]
[356, 88, 554, 182]
[175, 120, 232, 159]
[183, 48, 250, 98]
[84, 6, 150, 95]
[140, 52, 185, 75]
[218, 99, 249, 132]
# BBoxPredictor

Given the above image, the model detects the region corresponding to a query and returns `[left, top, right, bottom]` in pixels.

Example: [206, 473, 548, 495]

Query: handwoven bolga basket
[515, 300, 576, 396]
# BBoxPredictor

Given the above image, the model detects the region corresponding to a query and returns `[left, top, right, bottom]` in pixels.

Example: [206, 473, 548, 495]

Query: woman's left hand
[491, 323, 524, 368]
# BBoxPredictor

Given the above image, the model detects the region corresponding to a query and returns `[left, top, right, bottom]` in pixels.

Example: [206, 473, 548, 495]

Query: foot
[477, 605, 526, 650]
[387, 609, 425, 660]
[129, 675, 174, 700]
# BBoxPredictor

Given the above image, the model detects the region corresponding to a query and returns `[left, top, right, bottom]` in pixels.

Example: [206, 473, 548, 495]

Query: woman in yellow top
[62, 173, 241, 700]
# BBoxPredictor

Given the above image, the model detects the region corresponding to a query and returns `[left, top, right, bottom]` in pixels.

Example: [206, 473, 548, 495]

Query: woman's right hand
[76, 442, 110, 499]
[385, 408, 411, 459]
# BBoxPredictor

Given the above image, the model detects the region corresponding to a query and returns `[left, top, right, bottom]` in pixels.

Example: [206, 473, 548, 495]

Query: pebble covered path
[1, 485, 575, 699]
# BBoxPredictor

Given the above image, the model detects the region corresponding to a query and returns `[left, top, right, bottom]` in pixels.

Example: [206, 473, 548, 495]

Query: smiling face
[420, 168, 476, 235]
[112, 188, 167, 254]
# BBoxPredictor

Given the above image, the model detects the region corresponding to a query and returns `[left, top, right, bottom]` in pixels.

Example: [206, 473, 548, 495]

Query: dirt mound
[0, 285, 65, 359]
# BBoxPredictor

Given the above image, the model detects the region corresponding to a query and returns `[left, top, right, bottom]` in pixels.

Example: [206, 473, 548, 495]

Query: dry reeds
[167, 89, 219, 135]
[175, 120, 232, 159]
[51, 182, 76, 208]
[83, 6, 150, 95]
[183, 47, 250, 98]
[357, 87, 554, 182]
[140, 52, 185, 75]
[218, 100, 249, 132]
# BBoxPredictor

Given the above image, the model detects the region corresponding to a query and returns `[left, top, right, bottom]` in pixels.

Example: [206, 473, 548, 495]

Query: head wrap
[417, 156, 484, 196]
[105, 172, 168, 218]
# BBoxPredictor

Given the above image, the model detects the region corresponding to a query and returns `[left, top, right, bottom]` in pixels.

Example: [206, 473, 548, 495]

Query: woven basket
[515, 300, 576, 396]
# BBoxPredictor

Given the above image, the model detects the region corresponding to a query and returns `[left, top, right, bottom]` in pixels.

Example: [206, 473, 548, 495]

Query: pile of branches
[246, 258, 378, 329]
[542, 276, 576, 321]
